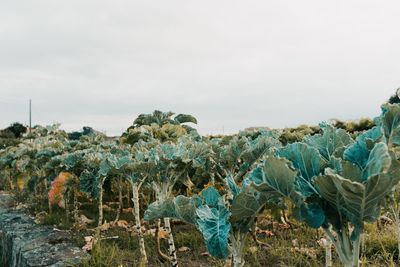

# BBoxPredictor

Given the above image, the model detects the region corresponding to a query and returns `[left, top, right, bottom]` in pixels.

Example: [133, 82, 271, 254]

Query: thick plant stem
[48, 199, 52, 215]
[7, 169, 12, 190]
[46, 177, 51, 214]
[327, 229, 359, 267]
[43, 179, 47, 210]
[96, 182, 104, 239]
[230, 233, 245, 267]
[132, 183, 147, 263]
[126, 182, 130, 206]
[73, 189, 79, 222]
[65, 191, 69, 223]
[397, 219, 400, 263]
[323, 227, 351, 266]
[282, 209, 290, 225]
[210, 173, 215, 186]
[225, 255, 232, 267]
[164, 217, 178, 267]
[114, 178, 123, 223]
[225, 236, 232, 267]
[156, 219, 170, 261]
[342, 230, 352, 260]
[351, 235, 361, 267]
[325, 233, 332, 267]
[391, 205, 400, 262]
[232, 253, 244, 267]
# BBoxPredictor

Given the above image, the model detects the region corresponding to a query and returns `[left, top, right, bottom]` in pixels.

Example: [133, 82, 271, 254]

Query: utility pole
[29, 99, 32, 132]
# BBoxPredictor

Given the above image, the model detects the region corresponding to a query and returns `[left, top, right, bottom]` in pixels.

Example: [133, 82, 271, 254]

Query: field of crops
[2, 104, 400, 267]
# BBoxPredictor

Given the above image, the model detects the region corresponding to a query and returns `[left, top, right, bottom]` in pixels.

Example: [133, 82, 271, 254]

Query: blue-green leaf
[144, 195, 202, 225]
[278, 143, 326, 197]
[361, 142, 391, 181]
[200, 187, 221, 207]
[80, 169, 100, 198]
[380, 103, 400, 146]
[196, 204, 230, 259]
[224, 173, 241, 199]
[304, 124, 354, 162]
[343, 126, 383, 169]
[293, 202, 325, 229]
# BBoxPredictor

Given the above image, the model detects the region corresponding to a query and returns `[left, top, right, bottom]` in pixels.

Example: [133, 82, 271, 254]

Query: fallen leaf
[147, 228, 167, 239]
[76, 192, 86, 197]
[158, 229, 167, 239]
[317, 238, 333, 249]
[102, 205, 112, 212]
[278, 223, 290, 229]
[118, 219, 129, 225]
[256, 228, 275, 237]
[122, 208, 133, 213]
[116, 220, 129, 229]
[249, 246, 258, 253]
[79, 215, 95, 225]
[200, 251, 209, 257]
[258, 218, 269, 226]
[101, 220, 110, 231]
[82, 236, 96, 252]
[146, 229, 156, 236]
[378, 215, 393, 225]
[178, 246, 191, 252]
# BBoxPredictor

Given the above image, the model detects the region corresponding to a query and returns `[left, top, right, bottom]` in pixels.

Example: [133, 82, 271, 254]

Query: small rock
[0, 192, 15, 207]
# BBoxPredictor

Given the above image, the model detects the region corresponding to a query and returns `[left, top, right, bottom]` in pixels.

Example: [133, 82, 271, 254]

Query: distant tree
[388, 88, 400, 104]
[0, 129, 15, 139]
[67, 126, 94, 140]
[5, 122, 27, 138]
[332, 118, 375, 134]
[121, 110, 198, 145]
[124, 110, 197, 133]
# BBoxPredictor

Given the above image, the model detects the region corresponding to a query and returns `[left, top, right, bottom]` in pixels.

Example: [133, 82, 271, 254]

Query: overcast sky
[1, 1, 399, 136]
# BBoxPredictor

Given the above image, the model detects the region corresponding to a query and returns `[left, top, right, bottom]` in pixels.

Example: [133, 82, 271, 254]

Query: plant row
[1, 105, 400, 267]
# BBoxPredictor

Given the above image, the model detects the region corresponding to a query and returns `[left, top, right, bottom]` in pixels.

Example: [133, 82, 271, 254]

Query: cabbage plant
[144, 171, 288, 267]
[0, 148, 16, 189]
[372, 103, 400, 259]
[120, 157, 149, 263]
[209, 130, 280, 184]
[253, 122, 400, 267]
[132, 140, 194, 266]
[134, 136, 216, 266]
[82, 140, 150, 263]
[78, 141, 130, 237]
[144, 133, 280, 266]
